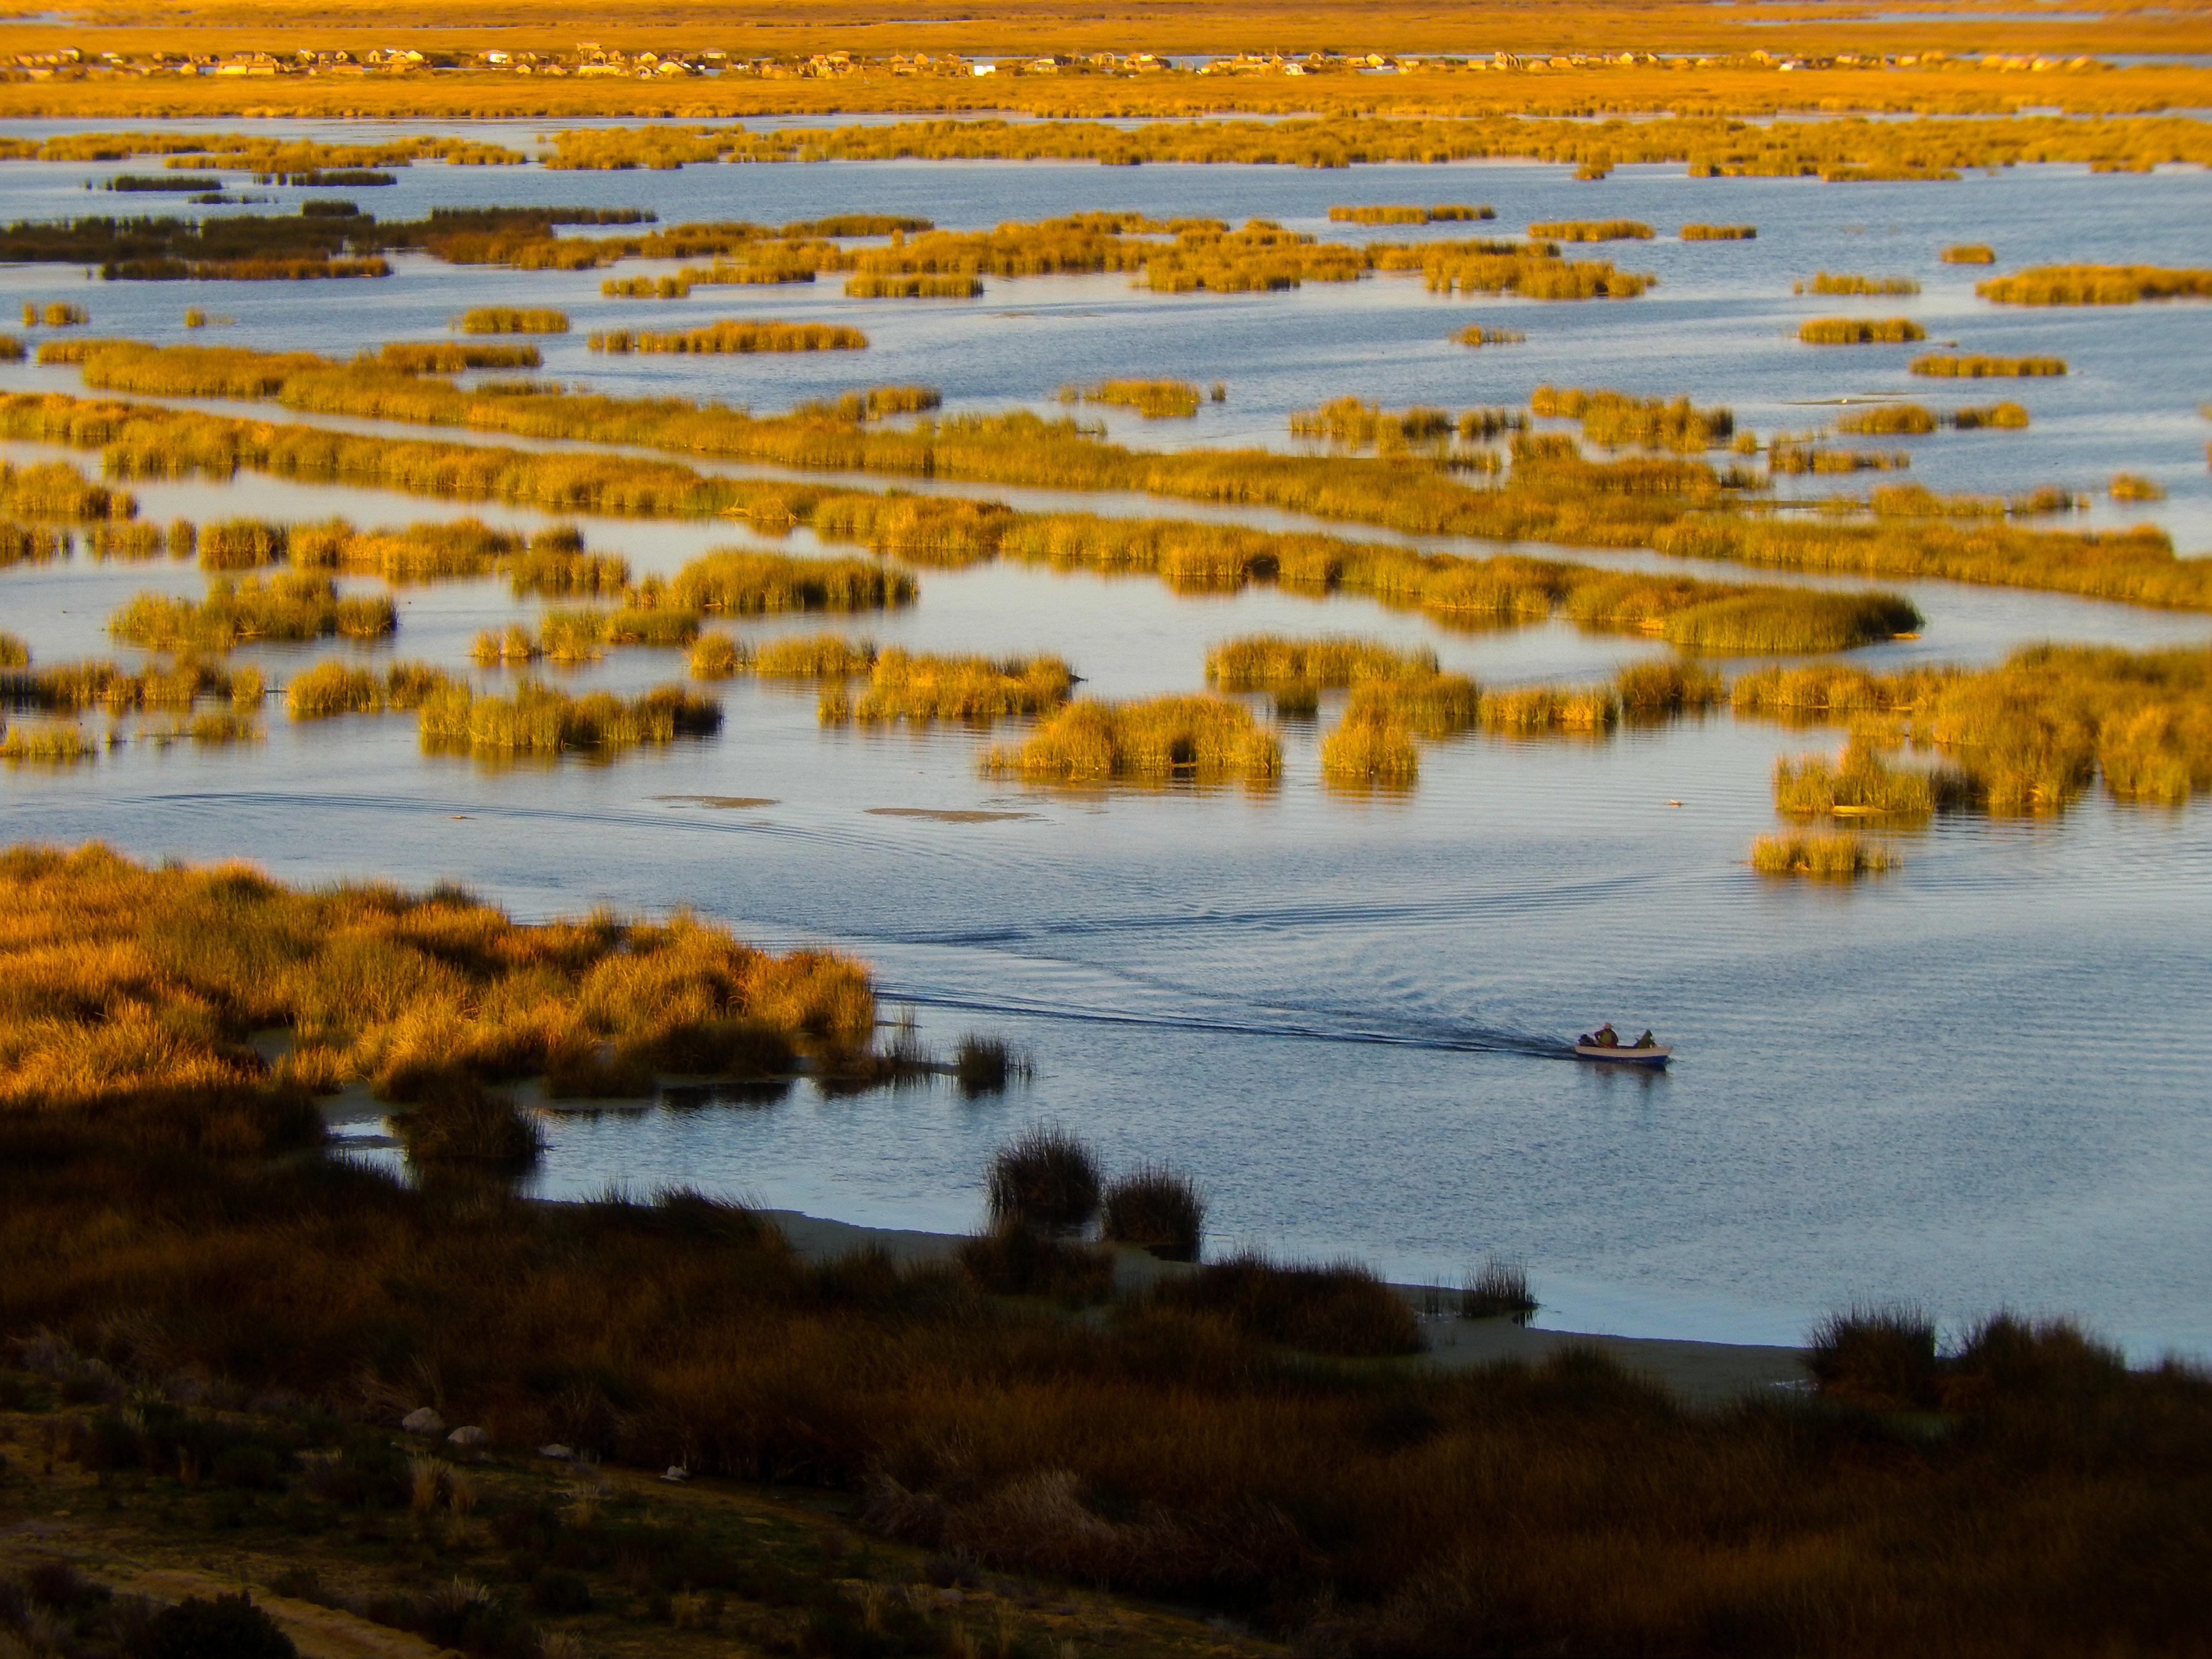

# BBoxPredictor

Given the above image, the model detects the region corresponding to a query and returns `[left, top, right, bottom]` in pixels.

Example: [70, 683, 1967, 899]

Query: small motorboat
[1574, 1037, 1671, 1066]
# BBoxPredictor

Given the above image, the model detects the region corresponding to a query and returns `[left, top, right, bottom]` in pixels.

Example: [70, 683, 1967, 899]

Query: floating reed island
[1941, 244, 1997, 265]
[1528, 219, 1653, 242]
[820, 649, 1074, 727]
[1773, 738, 1967, 819]
[1680, 224, 1756, 240]
[1452, 323, 1526, 346]
[108, 573, 394, 652]
[1329, 204, 1494, 224]
[985, 695, 1282, 787]
[419, 679, 722, 761]
[1976, 264, 2212, 305]
[1531, 385, 1732, 452]
[457, 307, 568, 335]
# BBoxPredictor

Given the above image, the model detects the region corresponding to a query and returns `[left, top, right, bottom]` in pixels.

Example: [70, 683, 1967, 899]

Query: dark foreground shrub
[1101, 1162, 1206, 1261]
[1808, 1303, 1940, 1409]
[1154, 1253, 1423, 1357]
[389, 1079, 544, 1168]
[986, 1125, 1101, 1232]
[142, 1593, 297, 1659]
[958, 1220, 1113, 1305]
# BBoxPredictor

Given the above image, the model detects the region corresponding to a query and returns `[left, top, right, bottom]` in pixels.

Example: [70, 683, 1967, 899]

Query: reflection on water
[2, 145, 2209, 1356]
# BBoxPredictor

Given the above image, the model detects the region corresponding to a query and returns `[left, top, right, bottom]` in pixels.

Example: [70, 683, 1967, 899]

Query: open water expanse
[2, 128, 2209, 1354]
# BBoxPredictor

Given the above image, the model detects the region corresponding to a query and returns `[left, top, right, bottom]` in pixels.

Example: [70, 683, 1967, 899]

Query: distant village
[3, 43, 2111, 83]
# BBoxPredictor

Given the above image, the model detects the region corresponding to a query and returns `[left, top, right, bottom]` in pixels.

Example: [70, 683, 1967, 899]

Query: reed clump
[197, 517, 286, 570]
[588, 320, 868, 354]
[0, 722, 97, 764]
[1680, 224, 1756, 241]
[1617, 659, 1727, 715]
[1751, 832, 1895, 877]
[830, 649, 1074, 727]
[1532, 386, 1732, 452]
[1800, 317, 1926, 344]
[985, 696, 1281, 786]
[417, 678, 721, 759]
[1099, 1163, 1206, 1262]
[1320, 703, 1419, 788]
[1977, 265, 2212, 305]
[1479, 683, 1620, 734]
[671, 551, 916, 615]
[377, 342, 543, 373]
[1942, 244, 1997, 265]
[844, 272, 983, 298]
[2110, 473, 2167, 501]
[1462, 1257, 1539, 1320]
[1773, 739, 1961, 817]
[1798, 272, 1920, 295]
[109, 574, 394, 652]
[1206, 635, 1438, 689]
[1330, 205, 1493, 225]
[0, 458, 134, 522]
[0, 633, 26, 670]
[457, 308, 569, 335]
[752, 633, 879, 678]
[1949, 401, 2032, 429]
[1528, 220, 1652, 242]
[987, 1125, 1101, 1233]
[1060, 380, 1202, 419]
[1838, 403, 1937, 436]
[1911, 354, 2067, 377]
[1452, 323, 1526, 346]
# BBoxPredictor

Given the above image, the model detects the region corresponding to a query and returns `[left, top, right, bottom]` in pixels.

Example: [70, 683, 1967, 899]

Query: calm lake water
[2, 130, 2209, 1355]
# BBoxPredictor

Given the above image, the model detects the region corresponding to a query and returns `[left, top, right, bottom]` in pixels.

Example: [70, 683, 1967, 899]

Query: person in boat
[1633, 1030, 1656, 1049]
[1592, 1024, 1619, 1047]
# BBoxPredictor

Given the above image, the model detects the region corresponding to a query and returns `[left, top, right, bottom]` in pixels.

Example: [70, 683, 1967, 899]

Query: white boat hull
[1575, 1044, 1672, 1065]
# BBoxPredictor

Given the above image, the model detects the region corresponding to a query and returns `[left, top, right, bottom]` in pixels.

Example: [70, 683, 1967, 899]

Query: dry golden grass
[1750, 831, 1894, 877]
[589, 320, 868, 353]
[985, 695, 1280, 785]
[1679, 223, 1755, 240]
[417, 677, 722, 759]
[1910, 353, 2067, 377]
[1800, 316, 1926, 344]
[825, 648, 1073, 726]
[1798, 272, 1920, 295]
[1977, 264, 2212, 305]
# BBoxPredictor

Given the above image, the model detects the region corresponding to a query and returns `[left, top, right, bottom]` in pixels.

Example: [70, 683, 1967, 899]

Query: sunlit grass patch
[1751, 832, 1895, 878]
[985, 695, 1281, 785]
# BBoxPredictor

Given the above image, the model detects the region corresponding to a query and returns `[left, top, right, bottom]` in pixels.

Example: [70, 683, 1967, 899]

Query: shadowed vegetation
[986, 696, 1282, 786]
[1977, 264, 2212, 305]
[987, 1124, 1103, 1233]
[1751, 831, 1895, 877]
[1462, 1258, 1540, 1320]
[1153, 1253, 1423, 1358]
[1101, 1163, 1207, 1262]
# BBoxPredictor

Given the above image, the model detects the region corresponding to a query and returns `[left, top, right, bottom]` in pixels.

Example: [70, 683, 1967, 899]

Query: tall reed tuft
[984, 696, 1281, 786]
[987, 1125, 1102, 1233]
[1750, 832, 1894, 877]
[1100, 1163, 1206, 1261]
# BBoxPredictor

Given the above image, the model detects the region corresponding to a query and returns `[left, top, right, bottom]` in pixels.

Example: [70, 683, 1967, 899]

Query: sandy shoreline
[766, 1209, 1811, 1408]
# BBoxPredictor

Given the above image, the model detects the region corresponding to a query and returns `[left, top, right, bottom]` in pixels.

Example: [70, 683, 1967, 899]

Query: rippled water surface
[2, 131, 2209, 1354]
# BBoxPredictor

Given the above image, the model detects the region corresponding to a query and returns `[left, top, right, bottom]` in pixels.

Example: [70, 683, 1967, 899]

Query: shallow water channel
[2, 131, 2209, 1354]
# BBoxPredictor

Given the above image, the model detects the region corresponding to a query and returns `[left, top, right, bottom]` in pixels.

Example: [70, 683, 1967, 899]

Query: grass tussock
[286, 659, 459, 719]
[1100, 1163, 1207, 1261]
[457, 307, 568, 335]
[377, 341, 542, 373]
[1910, 353, 2067, 377]
[985, 695, 1281, 787]
[1329, 204, 1493, 225]
[1617, 659, 1728, 714]
[1462, 1257, 1539, 1320]
[1800, 316, 1926, 344]
[0, 844, 872, 1145]
[1950, 401, 2032, 429]
[1320, 703, 1419, 789]
[1206, 635, 1438, 689]
[0, 457, 134, 523]
[2111, 472, 2168, 501]
[1797, 272, 1920, 295]
[1528, 219, 1652, 242]
[753, 633, 880, 678]
[418, 678, 722, 760]
[1532, 385, 1732, 452]
[672, 550, 916, 614]
[828, 649, 1074, 727]
[987, 1124, 1102, 1233]
[1838, 403, 1938, 436]
[109, 573, 394, 653]
[589, 320, 869, 354]
[0, 721, 98, 764]
[1977, 264, 2212, 305]
[1750, 831, 1896, 877]
[0, 633, 26, 670]
[1680, 223, 1756, 240]
[1060, 379, 1202, 419]
[1942, 244, 1997, 265]
[1478, 683, 1621, 734]
[1451, 323, 1526, 346]
[1774, 739, 1964, 817]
